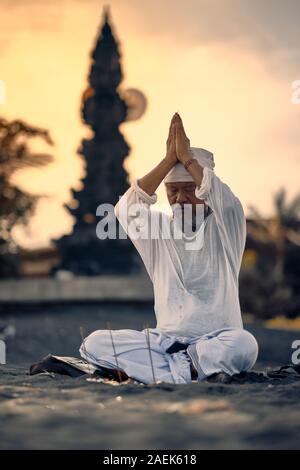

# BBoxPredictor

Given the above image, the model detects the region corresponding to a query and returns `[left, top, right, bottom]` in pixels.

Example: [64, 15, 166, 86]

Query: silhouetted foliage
[0, 117, 53, 277]
[240, 187, 300, 319]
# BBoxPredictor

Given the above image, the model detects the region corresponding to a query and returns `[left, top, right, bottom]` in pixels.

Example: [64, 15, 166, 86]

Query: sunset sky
[1, 0, 300, 248]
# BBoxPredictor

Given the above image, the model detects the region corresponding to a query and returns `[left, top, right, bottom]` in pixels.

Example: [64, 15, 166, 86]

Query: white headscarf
[164, 147, 215, 184]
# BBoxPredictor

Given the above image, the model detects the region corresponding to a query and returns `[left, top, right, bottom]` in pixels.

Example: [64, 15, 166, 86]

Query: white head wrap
[164, 147, 215, 184]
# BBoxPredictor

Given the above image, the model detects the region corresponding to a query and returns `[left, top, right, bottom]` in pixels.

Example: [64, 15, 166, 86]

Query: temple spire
[54, 6, 136, 275]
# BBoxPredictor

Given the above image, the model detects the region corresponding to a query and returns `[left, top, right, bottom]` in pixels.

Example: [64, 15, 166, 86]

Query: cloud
[3, 0, 300, 75]
[107, 0, 300, 78]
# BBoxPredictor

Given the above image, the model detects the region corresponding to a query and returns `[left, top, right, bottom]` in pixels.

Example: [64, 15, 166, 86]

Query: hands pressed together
[166, 112, 193, 166]
[136, 112, 199, 196]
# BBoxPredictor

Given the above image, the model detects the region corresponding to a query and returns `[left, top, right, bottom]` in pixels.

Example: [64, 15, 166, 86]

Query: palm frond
[247, 224, 272, 244]
[273, 187, 286, 218]
[247, 204, 263, 220]
[285, 228, 300, 246]
[286, 193, 300, 220]
[12, 153, 54, 170]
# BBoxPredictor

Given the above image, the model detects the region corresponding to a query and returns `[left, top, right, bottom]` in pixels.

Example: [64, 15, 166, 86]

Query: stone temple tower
[55, 5, 147, 275]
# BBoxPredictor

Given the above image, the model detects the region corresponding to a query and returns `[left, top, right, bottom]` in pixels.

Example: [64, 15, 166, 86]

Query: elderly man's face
[165, 181, 205, 216]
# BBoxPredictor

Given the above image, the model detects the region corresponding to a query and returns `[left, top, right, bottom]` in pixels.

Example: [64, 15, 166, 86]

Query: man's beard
[171, 203, 205, 237]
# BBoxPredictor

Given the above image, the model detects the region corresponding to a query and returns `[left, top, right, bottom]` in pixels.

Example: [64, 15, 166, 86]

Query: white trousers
[79, 327, 258, 385]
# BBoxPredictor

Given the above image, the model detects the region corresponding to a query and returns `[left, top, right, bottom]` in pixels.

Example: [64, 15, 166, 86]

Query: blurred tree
[0, 117, 54, 277]
[247, 188, 300, 282]
[240, 187, 300, 319]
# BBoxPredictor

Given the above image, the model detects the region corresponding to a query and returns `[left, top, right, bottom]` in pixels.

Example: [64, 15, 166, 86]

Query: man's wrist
[180, 151, 193, 165]
[163, 155, 177, 168]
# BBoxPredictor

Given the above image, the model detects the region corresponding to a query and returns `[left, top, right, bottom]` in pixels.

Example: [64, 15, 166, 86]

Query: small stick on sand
[79, 326, 93, 379]
[106, 321, 123, 383]
[144, 323, 156, 384]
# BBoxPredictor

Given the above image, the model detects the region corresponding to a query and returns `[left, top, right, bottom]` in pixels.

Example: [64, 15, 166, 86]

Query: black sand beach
[0, 303, 300, 449]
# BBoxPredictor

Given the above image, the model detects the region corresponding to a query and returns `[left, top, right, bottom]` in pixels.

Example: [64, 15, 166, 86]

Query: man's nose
[176, 190, 188, 203]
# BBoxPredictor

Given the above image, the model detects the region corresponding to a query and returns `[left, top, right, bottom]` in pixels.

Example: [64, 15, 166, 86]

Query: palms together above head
[166, 114, 178, 164]
[174, 113, 192, 163]
[166, 112, 192, 165]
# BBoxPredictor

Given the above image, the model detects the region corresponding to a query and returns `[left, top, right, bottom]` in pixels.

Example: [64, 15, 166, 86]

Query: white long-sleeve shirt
[114, 166, 246, 339]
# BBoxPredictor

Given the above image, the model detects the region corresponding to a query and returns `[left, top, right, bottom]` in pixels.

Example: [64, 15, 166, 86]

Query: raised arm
[137, 113, 178, 195]
[114, 113, 178, 279]
[175, 113, 203, 186]
[173, 112, 204, 187]
[174, 113, 246, 276]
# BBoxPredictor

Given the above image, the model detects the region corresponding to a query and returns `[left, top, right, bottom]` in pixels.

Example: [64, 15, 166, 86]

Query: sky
[1, 0, 300, 248]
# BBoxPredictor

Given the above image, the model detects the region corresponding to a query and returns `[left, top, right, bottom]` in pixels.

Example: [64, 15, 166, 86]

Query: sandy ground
[0, 302, 300, 450]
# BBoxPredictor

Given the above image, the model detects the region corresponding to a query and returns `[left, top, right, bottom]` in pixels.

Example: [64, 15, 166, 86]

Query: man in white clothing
[79, 112, 258, 385]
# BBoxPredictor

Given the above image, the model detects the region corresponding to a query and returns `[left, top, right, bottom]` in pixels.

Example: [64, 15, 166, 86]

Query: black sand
[0, 303, 300, 449]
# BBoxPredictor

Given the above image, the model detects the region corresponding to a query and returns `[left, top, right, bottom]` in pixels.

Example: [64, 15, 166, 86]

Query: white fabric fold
[79, 327, 259, 385]
[194, 166, 214, 200]
[131, 179, 158, 205]
[187, 328, 259, 379]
